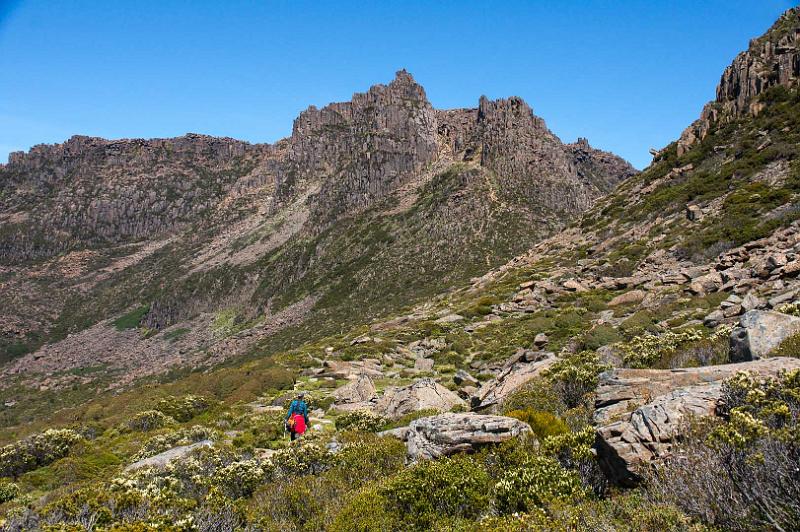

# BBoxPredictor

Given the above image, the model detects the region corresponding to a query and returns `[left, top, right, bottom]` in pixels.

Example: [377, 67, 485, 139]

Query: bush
[154, 395, 212, 422]
[270, 441, 335, 478]
[503, 378, 566, 416]
[542, 427, 607, 496]
[0, 428, 83, 479]
[505, 409, 568, 441]
[651, 369, 800, 530]
[124, 410, 176, 432]
[618, 326, 730, 369]
[113, 305, 150, 331]
[332, 435, 407, 482]
[0, 480, 20, 503]
[329, 486, 399, 532]
[544, 351, 608, 408]
[334, 410, 387, 432]
[580, 324, 623, 351]
[494, 455, 584, 514]
[382, 455, 491, 529]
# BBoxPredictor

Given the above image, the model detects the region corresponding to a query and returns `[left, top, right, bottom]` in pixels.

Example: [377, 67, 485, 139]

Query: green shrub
[113, 305, 150, 331]
[580, 324, 623, 351]
[154, 395, 212, 422]
[0, 480, 20, 503]
[270, 441, 335, 478]
[332, 435, 407, 482]
[502, 378, 566, 416]
[505, 409, 568, 441]
[771, 331, 800, 357]
[329, 486, 399, 532]
[382, 455, 491, 529]
[0, 428, 83, 479]
[619, 326, 731, 368]
[334, 410, 387, 432]
[494, 455, 584, 514]
[544, 351, 609, 408]
[124, 410, 176, 432]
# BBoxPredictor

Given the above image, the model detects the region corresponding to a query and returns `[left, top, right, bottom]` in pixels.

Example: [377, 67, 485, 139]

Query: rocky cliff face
[678, 7, 800, 155]
[0, 69, 635, 377]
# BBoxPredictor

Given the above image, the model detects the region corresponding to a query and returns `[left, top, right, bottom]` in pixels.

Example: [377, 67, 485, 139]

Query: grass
[112, 305, 150, 331]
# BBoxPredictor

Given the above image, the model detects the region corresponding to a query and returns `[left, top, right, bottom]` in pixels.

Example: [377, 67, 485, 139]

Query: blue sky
[0, 1, 795, 169]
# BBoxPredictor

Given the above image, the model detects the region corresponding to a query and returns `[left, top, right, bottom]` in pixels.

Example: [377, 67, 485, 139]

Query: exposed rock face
[594, 357, 800, 485]
[473, 351, 557, 410]
[404, 412, 532, 460]
[280, 70, 438, 223]
[375, 378, 465, 420]
[729, 310, 800, 362]
[567, 137, 639, 191]
[678, 7, 800, 155]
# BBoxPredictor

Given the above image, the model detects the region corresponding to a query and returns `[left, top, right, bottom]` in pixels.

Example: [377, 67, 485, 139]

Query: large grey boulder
[594, 357, 800, 486]
[404, 412, 532, 460]
[729, 310, 800, 362]
[375, 378, 465, 420]
[472, 351, 557, 410]
[331, 373, 377, 412]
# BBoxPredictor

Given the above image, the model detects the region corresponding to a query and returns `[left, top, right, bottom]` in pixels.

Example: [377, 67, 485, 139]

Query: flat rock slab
[126, 440, 213, 471]
[594, 357, 800, 486]
[404, 412, 532, 460]
[332, 373, 377, 405]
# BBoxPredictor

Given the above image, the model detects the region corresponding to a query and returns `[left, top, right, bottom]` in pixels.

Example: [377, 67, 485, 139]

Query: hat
[297, 392, 306, 399]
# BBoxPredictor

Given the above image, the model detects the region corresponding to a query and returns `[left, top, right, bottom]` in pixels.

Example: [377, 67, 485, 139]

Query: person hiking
[285, 392, 310, 441]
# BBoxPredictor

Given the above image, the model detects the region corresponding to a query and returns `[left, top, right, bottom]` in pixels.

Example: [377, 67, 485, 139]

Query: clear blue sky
[0, 1, 795, 169]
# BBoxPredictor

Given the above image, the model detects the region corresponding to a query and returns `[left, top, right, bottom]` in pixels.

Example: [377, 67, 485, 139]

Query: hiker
[285, 392, 310, 441]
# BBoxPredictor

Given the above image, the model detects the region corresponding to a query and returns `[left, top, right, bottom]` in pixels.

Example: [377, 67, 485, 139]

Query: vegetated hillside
[0, 71, 634, 392]
[2, 7, 800, 532]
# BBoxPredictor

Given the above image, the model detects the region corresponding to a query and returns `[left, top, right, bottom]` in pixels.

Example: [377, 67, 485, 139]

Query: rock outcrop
[472, 351, 557, 410]
[678, 7, 800, 155]
[594, 357, 800, 485]
[402, 412, 532, 460]
[729, 310, 800, 362]
[375, 378, 465, 420]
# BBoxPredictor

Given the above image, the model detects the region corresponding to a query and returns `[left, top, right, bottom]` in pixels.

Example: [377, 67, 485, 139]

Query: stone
[414, 358, 434, 372]
[783, 261, 800, 277]
[473, 352, 557, 410]
[686, 204, 703, 221]
[741, 292, 764, 312]
[331, 373, 377, 406]
[453, 369, 479, 387]
[769, 290, 798, 308]
[563, 279, 589, 292]
[375, 378, 466, 420]
[404, 412, 532, 460]
[688, 272, 723, 295]
[703, 310, 725, 328]
[594, 358, 800, 485]
[607, 289, 646, 307]
[533, 333, 549, 348]
[435, 313, 465, 324]
[730, 310, 800, 362]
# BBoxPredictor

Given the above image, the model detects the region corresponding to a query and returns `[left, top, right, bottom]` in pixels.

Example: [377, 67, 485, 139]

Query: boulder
[472, 351, 557, 410]
[375, 378, 465, 420]
[608, 289, 646, 307]
[414, 358, 434, 372]
[453, 369, 479, 387]
[594, 357, 800, 485]
[404, 412, 532, 460]
[688, 272, 723, 295]
[331, 373, 377, 406]
[533, 333, 549, 348]
[729, 310, 800, 362]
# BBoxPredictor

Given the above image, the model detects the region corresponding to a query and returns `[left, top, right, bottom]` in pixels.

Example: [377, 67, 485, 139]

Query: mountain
[1, 7, 799, 532]
[0, 70, 634, 389]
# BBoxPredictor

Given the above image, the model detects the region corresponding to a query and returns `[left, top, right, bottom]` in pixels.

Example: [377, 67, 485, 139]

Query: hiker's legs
[290, 430, 297, 441]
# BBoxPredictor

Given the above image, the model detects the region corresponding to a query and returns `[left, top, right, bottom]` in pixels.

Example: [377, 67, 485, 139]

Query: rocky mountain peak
[677, 6, 800, 155]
